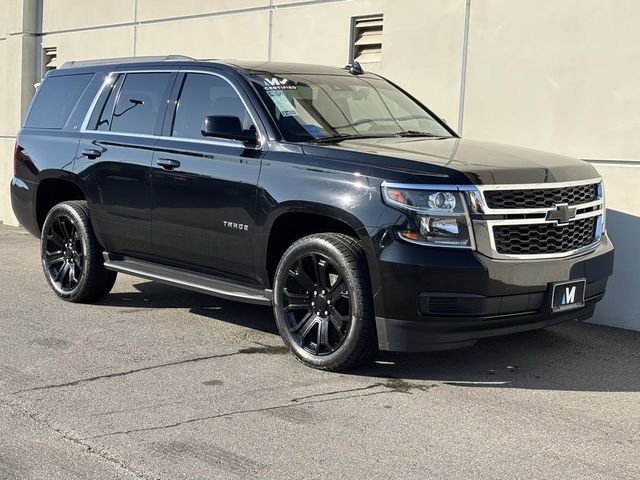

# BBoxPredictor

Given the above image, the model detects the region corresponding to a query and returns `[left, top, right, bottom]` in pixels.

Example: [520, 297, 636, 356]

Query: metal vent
[350, 15, 383, 64]
[42, 47, 58, 76]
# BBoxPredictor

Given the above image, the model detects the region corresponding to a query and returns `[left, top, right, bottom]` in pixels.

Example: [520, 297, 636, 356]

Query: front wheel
[273, 233, 378, 371]
[41, 200, 117, 303]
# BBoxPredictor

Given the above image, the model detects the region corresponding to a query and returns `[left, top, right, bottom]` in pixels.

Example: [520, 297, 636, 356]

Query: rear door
[150, 71, 264, 283]
[75, 70, 176, 257]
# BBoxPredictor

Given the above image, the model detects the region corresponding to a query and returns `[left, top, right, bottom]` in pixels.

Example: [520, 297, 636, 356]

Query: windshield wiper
[395, 130, 444, 137]
[310, 131, 446, 143]
[310, 133, 392, 144]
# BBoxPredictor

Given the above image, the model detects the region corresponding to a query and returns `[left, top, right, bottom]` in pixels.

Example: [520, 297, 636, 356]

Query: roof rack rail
[60, 55, 196, 69]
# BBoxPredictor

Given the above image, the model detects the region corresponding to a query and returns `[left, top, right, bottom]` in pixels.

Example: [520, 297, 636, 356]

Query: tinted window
[25, 74, 92, 129]
[94, 74, 123, 131]
[172, 73, 253, 139]
[110, 73, 171, 135]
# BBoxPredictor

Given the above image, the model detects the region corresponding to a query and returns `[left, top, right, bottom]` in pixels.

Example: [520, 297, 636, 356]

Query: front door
[151, 72, 263, 284]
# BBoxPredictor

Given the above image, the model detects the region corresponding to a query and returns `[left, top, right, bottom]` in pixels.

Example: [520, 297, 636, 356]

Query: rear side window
[109, 73, 172, 135]
[25, 74, 92, 129]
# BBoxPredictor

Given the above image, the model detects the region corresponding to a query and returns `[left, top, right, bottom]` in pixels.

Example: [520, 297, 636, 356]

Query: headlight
[382, 184, 475, 249]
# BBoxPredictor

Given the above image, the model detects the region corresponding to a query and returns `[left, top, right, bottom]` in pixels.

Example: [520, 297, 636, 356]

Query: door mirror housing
[201, 115, 258, 145]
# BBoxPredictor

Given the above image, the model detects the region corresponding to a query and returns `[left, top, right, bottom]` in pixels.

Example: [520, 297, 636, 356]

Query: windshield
[250, 73, 452, 142]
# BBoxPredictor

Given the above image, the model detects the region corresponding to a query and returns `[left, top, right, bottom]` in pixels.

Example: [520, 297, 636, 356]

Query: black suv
[11, 56, 614, 371]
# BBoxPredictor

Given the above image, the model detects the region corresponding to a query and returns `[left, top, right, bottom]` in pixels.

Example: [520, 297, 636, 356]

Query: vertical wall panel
[136, 0, 269, 22]
[380, 0, 466, 129]
[463, 0, 640, 160]
[42, 0, 135, 32]
[135, 12, 270, 60]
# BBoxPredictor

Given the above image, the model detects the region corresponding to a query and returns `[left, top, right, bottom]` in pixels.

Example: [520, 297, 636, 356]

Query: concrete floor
[0, 224, 638, 480]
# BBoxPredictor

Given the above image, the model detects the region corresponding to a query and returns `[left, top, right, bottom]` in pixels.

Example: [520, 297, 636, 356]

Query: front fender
[255, 150, 388, 310]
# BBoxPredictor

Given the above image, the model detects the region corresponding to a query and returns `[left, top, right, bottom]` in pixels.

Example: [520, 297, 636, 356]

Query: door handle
[81, 148, 102, 159]
[157, 158, 181, 170]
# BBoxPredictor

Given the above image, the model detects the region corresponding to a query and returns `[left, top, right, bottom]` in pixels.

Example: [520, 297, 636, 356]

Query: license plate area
[551, 279, 586, 312]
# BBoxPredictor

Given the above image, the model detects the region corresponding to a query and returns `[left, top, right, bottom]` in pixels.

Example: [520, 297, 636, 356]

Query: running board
[102, 253, 271, 306]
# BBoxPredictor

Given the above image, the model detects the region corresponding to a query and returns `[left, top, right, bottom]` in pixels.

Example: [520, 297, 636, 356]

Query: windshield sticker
[263, 77, 297, 91]
[267, 91, 298, 117]
[301, 124, 324, 138]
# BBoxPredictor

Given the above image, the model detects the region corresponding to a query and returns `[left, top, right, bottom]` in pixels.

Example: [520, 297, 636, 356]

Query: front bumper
[372, 233, 614, 352]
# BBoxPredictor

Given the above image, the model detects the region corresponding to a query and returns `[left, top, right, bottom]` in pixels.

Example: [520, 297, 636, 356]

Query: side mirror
[201, 115, 258, 145]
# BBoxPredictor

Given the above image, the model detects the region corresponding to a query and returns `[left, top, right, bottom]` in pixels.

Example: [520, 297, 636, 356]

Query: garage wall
[463, 0, 640, 159]
[136, 11, 271, 60]
[377, 0, 466, 129]
[0, 0, 637, 329]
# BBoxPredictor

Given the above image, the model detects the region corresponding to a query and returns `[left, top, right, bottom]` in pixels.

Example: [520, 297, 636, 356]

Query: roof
[59, 55, 196, 69]
[223, 60, 362, 76]
[57, 56, 376, 77]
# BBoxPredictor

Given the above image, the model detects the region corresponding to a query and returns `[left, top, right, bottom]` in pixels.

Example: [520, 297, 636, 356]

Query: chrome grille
[471, 178, 605, 260]
[484, 183, 598, 209]
[493, 217, 597, 255]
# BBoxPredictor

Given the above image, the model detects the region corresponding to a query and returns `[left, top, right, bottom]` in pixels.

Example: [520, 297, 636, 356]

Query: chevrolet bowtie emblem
[546, 203, 577, 226]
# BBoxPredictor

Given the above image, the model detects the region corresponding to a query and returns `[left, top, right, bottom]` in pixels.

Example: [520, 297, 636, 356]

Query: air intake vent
[428, 297, 459, 314]
[350, 15, 383, 64]
[42, 47, 58, 76]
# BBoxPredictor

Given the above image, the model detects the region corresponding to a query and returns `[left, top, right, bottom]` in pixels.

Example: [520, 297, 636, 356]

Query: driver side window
[171, 73, 254, 140]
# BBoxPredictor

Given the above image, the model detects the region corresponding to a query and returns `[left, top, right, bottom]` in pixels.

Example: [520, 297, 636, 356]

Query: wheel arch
[35, 172, 88, 233]
[262, 202, 378, 289]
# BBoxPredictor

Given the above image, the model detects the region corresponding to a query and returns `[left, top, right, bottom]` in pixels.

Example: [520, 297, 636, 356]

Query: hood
[301, 137, 599, 185]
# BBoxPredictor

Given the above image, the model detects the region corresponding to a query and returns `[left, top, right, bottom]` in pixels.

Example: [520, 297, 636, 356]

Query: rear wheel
[273, 233, 377, 371]
[41, 201, 116, 302]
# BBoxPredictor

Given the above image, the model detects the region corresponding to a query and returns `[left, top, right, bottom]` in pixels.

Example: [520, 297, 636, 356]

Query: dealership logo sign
[561, 286, 576, 305]
[263, 77, 297, 91]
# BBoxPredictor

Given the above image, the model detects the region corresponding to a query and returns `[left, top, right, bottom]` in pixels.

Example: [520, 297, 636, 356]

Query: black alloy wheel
[273, 233, 377, 371]
[40, 201, 117, 303]
[283, 252, 351, 355]
[43, 213, 84, 292]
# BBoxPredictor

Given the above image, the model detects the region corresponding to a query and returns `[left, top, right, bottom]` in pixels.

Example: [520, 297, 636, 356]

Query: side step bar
[103, 253, 272, 306]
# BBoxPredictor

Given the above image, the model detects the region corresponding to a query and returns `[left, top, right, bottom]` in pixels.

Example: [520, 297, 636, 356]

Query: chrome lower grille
[493, 217, 597, 255]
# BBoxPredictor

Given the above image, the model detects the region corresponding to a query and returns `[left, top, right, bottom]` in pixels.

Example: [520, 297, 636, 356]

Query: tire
[40, 200, 117, 303]
[273, 233, 378, 371]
